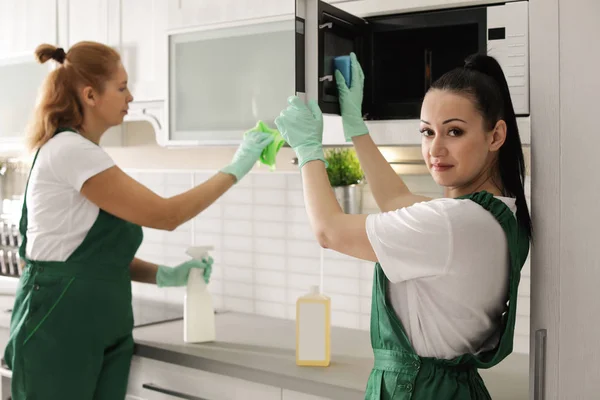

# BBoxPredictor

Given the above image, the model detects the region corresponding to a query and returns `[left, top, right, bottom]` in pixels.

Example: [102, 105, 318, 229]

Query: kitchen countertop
[133, 312, 530, 400]
[133, 312, 372, 399]
[0, 293, 529, 399]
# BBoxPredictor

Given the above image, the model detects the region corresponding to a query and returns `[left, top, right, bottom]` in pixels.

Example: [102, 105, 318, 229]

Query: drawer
[128, 356, 281, 400]
[282, 389, 331, 400]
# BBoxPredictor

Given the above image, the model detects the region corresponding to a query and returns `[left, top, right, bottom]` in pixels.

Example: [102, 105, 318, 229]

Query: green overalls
[365, 192, 530, 399]
[4, 128, 144, 399]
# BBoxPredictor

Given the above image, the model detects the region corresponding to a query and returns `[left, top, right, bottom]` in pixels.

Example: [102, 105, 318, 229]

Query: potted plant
[325, 148, 364, 214]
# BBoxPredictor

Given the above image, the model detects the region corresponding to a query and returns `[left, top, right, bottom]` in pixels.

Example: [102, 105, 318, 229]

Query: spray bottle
[184, 246, 216, 343]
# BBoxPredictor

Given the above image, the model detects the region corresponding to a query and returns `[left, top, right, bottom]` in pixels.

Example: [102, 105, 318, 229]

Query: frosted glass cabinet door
[167, 16, 296, 145]
[0, 57, 52, 139]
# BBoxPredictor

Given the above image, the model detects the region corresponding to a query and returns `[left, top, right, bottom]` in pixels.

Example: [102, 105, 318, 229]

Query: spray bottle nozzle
[186, 246, 214, 260]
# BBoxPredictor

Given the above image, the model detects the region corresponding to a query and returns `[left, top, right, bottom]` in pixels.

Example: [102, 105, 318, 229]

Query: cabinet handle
[142, 383, 209, 400]
[534, 329, 547, 400]
[142, 383, 208, 400]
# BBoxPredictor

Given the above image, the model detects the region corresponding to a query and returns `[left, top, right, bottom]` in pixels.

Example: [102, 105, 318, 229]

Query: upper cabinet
[58, 0, 165, 102]
[61, 0, 120, 47]
[120, 0, 169, 102]
[166, 0, 293, 30]
[0, 0, 57, 60]
[0, 0, 56, 154]
[0, 0, 531, 150]
[163, 16, 296, 146]
[0, 56, 53, 149]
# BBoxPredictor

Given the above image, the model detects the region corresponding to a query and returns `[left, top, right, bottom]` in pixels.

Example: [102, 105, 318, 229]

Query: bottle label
[297, 302, 327, 361]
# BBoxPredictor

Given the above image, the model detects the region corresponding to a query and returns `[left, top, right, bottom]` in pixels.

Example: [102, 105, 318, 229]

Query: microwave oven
[296, 1, 529, 120]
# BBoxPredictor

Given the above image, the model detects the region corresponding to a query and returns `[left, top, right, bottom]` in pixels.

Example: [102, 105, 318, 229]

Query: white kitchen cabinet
[163, 15, 296, 146]
[57, 0, 168, 103]
[282, 390, 330, 400]
[0, 0, 57, 60]
[120, 0, 169, 102]
[127, 356, 282, 400]
[59, 0, 120, 47]
[0, 55, 54, 154]
[167, 0, 294, 30]
[529, 0, 600, 398]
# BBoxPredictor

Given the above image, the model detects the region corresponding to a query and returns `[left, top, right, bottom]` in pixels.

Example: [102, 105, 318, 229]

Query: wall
[116, 122, 531, 353]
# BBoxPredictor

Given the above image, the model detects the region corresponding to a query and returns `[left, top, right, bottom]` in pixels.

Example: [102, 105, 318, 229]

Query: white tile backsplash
[286, 190, 305, 207]
[222, 251, 253, 267]
[222, 236, 253, 252]
[253, 173, 287, 189]
[254, 189, 287, 206]
[255, 270, 286, 286]
[331, 311, 361, 329]
[225, 282, 254, 298]
[255, 237, 286, 255]
[254, 285, 286, 302]
[286, 223, 314, 240]
[287, 257, 321, 274]
[224, 266, 254, 282]
[254, 254, 286, 271]
[286, 207, 309, 223]
[253, 222, 286, 238]
[286, 240, 321, 258]
[222, 188, 254, 204]
[329, 293, 361, 313]
[195, 218, 223, 234]
[223, 204, 253, 220]
[253, 205, 285, 222]
[129, 169, 531, 353]
[223, 220, 253, 235]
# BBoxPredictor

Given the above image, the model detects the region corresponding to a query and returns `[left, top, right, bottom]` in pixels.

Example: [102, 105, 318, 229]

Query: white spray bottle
[183, 246, 216, 343]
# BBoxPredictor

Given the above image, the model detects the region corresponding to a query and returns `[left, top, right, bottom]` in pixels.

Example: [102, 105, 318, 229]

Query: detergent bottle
[296, 285, 331, 366]
[184, 246, 216, 343]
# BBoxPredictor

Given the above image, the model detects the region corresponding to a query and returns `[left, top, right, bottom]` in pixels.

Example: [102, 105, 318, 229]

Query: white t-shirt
[25, 131, 115, 261]
[366, 197, 516, 360]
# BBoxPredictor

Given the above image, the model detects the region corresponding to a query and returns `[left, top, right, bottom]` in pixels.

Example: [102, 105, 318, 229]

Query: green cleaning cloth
[247, 120, 286, 170]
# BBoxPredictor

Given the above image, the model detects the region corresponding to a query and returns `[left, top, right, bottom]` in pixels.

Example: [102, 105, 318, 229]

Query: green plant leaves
[325, 148, 364, 187]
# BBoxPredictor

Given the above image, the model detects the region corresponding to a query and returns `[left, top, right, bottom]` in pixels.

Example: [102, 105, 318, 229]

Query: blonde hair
[26, 42, 121, 151]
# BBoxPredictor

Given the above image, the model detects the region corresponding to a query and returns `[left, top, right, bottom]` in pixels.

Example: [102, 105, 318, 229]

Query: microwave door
[297, 0, 367, 115]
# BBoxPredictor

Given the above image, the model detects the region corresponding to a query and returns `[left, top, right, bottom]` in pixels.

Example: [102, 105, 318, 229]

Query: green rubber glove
[156, 256, 213, 288]
[334, 52, 369, 141]
[221, 129, 274, 182]
[275, 96, 327, 168]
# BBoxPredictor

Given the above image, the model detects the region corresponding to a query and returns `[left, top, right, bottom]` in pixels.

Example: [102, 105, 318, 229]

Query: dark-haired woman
[273, 53, 531, 399]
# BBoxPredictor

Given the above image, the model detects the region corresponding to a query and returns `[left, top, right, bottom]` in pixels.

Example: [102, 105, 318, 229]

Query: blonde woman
[4, 41, 272, 400]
